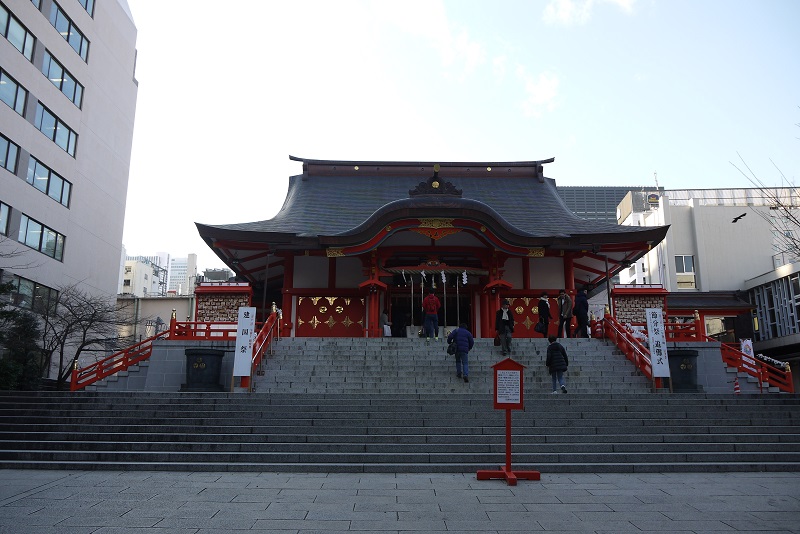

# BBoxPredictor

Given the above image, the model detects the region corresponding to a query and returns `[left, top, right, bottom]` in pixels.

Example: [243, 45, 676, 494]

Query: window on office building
[674, 255, 696, 289]
[78, 0, 94, 16]
[41, 51, 83, 108]
[49, 2, 89, 61]
[0, 3, 36, 60]
[26, 157, 71, 207]
[35, 103, 77, 156]
[0, 68, 27, 115]
[0, 133, 19, 173]
[0, 201, 9, 235]
[0, 272, 58, 314]
[18, 214, 65, 261]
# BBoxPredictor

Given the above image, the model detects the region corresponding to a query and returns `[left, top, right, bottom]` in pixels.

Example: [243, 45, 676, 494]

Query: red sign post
[477, 357, 540, 485]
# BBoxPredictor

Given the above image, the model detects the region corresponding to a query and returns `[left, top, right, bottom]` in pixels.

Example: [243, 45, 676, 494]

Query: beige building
[0, 0, 138, 310]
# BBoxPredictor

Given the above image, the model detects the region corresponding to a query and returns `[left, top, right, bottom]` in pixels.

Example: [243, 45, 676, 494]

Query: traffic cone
[734, 376, 740, 395]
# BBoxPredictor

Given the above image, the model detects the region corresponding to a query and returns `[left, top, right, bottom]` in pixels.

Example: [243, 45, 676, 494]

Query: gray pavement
[0, 469, 798, 533]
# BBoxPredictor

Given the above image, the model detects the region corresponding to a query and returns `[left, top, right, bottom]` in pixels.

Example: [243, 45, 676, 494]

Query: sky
[122, 0, 800, 272]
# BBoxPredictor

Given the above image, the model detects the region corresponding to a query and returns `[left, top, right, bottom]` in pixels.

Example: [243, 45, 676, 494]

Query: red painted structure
[196, 158, 670, 338]
[477, 358, 540, 485]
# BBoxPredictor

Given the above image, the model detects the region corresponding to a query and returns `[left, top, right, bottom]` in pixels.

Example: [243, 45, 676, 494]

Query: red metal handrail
[714, 338, 793, 394]
[247, 313, 279, 390]
[602, 315, 654, 381]
[168, 319, 238, 340]
[71, 315, 281, 392]
[614, 320, 794, 394]
[70, 330, 170, 391]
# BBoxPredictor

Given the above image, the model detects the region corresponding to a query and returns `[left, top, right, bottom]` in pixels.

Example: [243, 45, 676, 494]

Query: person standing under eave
[495, 299, 515, 356]
[557, 289, 573, 338]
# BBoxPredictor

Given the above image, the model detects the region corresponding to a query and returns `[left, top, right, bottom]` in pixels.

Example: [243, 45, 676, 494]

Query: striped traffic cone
[734, 376, 741, 395]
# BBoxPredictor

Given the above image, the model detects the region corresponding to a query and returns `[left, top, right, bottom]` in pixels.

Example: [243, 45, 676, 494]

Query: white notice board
[496, 370, 521, 404]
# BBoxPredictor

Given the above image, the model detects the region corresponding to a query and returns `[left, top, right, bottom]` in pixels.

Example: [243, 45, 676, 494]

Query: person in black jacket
[537, 292, 551, 337]
[545, 335, 569, 394]
[447, 323, 475, 383]
[573, 289, 589, 338]
[494, 299, 515, 356]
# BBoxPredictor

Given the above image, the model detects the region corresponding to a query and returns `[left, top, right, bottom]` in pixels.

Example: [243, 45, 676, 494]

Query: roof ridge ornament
[409, 164, 463, 197]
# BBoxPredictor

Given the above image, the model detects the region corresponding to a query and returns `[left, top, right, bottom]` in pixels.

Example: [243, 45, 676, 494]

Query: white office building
[167, 253, 197, 295]
[0, 0, 138, 311]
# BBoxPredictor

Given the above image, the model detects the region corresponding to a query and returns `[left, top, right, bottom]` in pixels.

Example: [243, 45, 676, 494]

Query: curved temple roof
[198, 156, 666, 244]
[196, 157, 669, 284]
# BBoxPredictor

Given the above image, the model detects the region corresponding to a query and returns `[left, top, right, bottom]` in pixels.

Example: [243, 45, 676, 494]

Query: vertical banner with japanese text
[645, 307, 671, 378]
[233, 307, 256, 377]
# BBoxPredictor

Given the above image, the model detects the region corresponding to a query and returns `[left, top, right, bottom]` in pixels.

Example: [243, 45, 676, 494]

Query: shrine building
[196, 157, 670, 339]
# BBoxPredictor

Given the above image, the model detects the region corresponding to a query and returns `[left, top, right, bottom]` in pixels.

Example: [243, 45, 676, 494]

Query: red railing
[70, 330, 170, 391]
[714, 338, 794, 394]
[71, 314, 281, 392]
[602, 315, 654, 382]
[604, 318, 794, 394]
[246, 312, 280, 391]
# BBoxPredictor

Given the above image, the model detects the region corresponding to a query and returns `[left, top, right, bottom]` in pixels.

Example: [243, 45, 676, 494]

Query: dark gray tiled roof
[202, 169, 657, 240]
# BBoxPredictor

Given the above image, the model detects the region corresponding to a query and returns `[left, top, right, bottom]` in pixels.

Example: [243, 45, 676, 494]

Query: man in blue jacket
[447, 323, 475, 383]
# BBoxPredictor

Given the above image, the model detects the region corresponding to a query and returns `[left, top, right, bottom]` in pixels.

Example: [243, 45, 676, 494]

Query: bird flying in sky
[732, 213, 747, 223]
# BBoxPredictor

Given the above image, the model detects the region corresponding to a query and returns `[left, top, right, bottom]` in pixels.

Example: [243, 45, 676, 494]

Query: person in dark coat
[447, 323, 475, 383]
[557, 289, 573, 338]
[573, 289, 589, 338]
[545, 334, 569, 393]
[494, 299, 515, 356]
[538, 292, 551, 337]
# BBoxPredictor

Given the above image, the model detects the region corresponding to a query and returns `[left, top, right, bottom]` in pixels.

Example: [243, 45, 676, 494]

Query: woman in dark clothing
[545, 335, 569, 394]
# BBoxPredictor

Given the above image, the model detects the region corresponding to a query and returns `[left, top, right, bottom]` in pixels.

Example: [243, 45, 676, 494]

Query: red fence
[71, 313, 280, 392]
[602, 315, 655, 383]
[601, 316, 793, 394]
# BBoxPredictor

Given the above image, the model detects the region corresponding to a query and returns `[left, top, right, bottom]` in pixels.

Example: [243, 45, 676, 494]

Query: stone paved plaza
[0, 469, 798, 533]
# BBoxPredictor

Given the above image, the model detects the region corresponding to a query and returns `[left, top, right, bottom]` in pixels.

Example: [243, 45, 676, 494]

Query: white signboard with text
[233, 307, 256, 377]
[645, 307, 671, 378]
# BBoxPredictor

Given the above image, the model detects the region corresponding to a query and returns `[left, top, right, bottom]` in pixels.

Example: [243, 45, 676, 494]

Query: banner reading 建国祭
[646, 308, 671, 378]
[233, 307, 256, 377]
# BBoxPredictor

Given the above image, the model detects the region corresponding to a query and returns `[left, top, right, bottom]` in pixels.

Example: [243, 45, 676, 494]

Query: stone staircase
[0, 337, 798, 473]
[255, 337, 655, 395]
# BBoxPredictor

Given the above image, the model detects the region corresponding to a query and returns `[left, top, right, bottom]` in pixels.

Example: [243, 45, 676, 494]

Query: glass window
[41, 51, 83, 107]
[48, 174, 63, 202]
[0, 69, 27, 115]
[2, 7, 35, 61]
[1, 273, 58, 314]
[34, 103, 77, 156]
[0, 201, 9, 235]
[25, 156, 72, 207]
[20, 215, 42, 249]
[31, 0, 41, 9]
[674, 255, 695, 274]
[17, 214, 65, 260]
[0, 133, 19, 173]
[42, 227, 57, 257]
[78, 0, 94, 16]
[49, 3, 89, 61]
[55, 234, 64, 260]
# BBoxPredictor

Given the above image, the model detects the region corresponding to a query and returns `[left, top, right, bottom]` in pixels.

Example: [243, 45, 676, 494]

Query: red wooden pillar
[564, 253, 576, 333]
[281, 255, 294, 337]
[480, 292, 490, 338]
